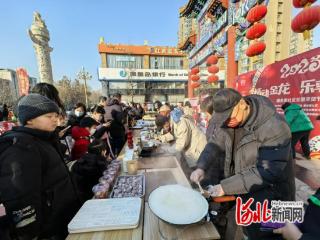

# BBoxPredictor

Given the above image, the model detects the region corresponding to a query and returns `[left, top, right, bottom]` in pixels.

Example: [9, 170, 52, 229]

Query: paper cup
[127, 160, 138, 175]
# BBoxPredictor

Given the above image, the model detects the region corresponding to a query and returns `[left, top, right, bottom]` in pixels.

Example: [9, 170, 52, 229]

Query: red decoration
[191, 67, 200, 74]
[191, 74, 200, 81]
[291, 6, 320, 33]
[191, 82, 200, 88]
[246, 23, 267, 40]
[246, 5, 268, 23]
[246, 41, 266, 57]
[208, 75, 219, 83]
[293, 0, 316, 8]
[208, 65, 219, 74]
[206, 55, 218, 65]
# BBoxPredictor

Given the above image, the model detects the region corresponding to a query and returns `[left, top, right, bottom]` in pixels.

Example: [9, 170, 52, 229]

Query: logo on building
[119, 70, 127, 78]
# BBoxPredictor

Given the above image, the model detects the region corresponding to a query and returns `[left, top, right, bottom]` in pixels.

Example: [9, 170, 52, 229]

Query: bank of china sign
[99, 68, 188, 81]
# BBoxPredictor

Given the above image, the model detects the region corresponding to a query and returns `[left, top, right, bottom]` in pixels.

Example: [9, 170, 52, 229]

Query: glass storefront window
[150, 56, 184, 69]
[109, 81, 145, 89]
[107, 54, 143, 69]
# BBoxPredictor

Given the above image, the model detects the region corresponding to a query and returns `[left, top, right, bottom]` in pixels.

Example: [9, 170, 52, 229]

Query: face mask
[75, 111, 84, 117]
[227, 118, 241, 128]
[89, 128, 96, 135]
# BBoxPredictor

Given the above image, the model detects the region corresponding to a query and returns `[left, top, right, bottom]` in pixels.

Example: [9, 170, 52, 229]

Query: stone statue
[28, 12, 53, 84]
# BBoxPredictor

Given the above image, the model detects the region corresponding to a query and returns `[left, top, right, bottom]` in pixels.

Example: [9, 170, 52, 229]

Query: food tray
[68, 198, 142, 233]
[110, 174, 145, 199]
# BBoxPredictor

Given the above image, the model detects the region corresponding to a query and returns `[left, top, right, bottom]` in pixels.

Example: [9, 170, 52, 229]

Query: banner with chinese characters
[235, 47, 320, 159]
[16, 68, 29, 96]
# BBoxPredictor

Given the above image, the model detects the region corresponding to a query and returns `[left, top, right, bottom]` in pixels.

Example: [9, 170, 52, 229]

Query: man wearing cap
[159, 105, 171, 117]
[0, 94, 80, 239]
[191, 88, 295, 240]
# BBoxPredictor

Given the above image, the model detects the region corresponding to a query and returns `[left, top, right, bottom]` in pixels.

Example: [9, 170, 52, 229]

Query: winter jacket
[104, 99, 125, 139]
[72, 153, 108, 202]
[284, 104, 314, 133]
[0, 127, 80, 239]
[71, 126, 90, 160]
[299, 188, 320, 240]
[174, 115, 207, 168]
[198, 95, 295, 201]
[206, 117, 217, 141]
[200, 117, 225, 186]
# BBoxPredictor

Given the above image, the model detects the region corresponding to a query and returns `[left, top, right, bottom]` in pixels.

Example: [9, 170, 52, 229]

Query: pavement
[295, 153, 320, 203]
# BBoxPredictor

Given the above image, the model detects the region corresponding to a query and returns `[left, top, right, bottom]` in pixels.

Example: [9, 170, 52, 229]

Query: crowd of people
[0, 83, 319, 240]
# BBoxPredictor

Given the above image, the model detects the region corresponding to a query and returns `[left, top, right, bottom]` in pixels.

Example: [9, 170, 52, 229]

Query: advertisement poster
[16, 68, 29, 96]
[235, 47, 320, 158]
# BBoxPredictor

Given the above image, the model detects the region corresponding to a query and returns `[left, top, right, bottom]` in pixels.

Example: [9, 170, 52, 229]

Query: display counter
[67, 130, 220, 240]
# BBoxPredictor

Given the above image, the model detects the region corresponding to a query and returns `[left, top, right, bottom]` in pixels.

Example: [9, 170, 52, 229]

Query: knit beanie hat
[80, 117, 99, 128]
[18, 94, 60, 125]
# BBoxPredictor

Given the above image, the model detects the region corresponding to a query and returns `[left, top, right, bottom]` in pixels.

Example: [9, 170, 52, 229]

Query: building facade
[0, 68, 37, 103]
[178, 0, 311, 92]
[178, 0, 228, 96]
[98, 39, 189, 103]
[289, 31, 313, 57]
[0, 69, 19, 102]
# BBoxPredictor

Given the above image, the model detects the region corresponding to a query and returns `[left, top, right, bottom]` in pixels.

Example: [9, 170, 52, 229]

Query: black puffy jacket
[71, 153, 108, 202]
[0, 127, 80, 239]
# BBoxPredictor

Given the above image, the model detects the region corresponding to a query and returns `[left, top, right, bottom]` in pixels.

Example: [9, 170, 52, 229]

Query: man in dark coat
[0, 94, 80, 239]
[104, 93, 126, 156]
[191, 88, 295, 240]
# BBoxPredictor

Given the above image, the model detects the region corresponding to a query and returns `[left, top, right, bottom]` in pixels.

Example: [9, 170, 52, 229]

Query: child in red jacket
[71, 117, 99, 160]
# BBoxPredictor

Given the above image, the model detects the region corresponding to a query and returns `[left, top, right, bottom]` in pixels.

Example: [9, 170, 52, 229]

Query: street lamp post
[77, 66, 92, 107]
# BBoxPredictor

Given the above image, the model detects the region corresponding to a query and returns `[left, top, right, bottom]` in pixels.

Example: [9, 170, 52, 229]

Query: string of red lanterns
[293, 0, 316, 8]
[291, 1, 320, 40]
[190, 66, 201, 89]
[245, 4, 268, 57]
[206, 54, 219, 84]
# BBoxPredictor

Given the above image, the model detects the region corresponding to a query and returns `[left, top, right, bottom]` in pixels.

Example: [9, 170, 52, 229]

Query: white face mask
[89, 128, 96, 135]
[75, 111, 84, 117]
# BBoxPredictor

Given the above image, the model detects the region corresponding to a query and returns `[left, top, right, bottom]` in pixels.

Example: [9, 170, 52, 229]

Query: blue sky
[0, 1, 319, 90]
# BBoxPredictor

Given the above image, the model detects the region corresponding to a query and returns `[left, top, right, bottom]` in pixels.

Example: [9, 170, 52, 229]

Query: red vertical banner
[235, 48, 320, 159]
[16, 68, 29, 96]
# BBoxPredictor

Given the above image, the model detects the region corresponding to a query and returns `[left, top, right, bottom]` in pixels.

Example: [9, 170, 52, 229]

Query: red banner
[235, 47, 320, 159]
[16, 68, 29, 96]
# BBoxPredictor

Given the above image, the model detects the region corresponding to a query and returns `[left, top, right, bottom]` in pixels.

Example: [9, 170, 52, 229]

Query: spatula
[196, 181, 211, 198]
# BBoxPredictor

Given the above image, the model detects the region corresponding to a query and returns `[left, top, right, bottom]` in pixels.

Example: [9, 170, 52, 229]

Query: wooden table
[67, 131, 220, 240]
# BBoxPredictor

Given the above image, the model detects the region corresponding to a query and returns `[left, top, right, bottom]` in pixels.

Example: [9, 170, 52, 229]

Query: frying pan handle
[211, 195, 236, 203]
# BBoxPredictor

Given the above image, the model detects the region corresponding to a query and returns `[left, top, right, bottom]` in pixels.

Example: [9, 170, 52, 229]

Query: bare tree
[55, 76, 88, 110]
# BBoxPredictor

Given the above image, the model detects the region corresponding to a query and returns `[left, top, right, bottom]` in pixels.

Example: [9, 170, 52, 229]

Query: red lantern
[246, 23, 267, 40]
[208, 75, 219, 83]
[191, 67, 200, 74]
[293, 0, 316, 8]
[191, 74, 200, 81]
[191, 82, 200, 88]
[246, 5, 268, 23]
[208, 65, 219, 74]
[206, 55, 218, 65]
[246, 41, 266, 57]
[291, 6, 320, 33]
